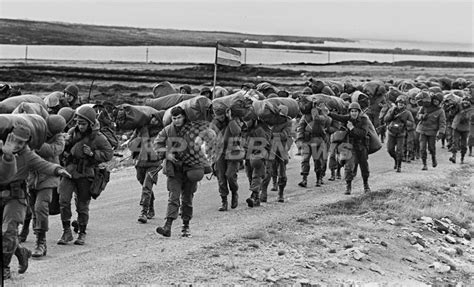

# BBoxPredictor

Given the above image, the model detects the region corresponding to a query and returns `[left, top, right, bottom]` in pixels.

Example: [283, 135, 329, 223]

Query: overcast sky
[1, 0, 472, 44]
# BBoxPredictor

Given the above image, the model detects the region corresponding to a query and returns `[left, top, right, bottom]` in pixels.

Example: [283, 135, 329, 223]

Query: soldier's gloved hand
[57, 168, 72, 179]
[166, 152, 178, 163]
[436, 133, 445, 141]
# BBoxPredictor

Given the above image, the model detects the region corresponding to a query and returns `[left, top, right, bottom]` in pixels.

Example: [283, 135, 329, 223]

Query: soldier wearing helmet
[63, 84, 80, 108]
[415, 91, 446, 170]
[57, 105, 113, 246]
[449, 100, 473, 164]
[405, 93, 420, 161]
[329, 102, 372, 194]
[383, 95, 414, 172]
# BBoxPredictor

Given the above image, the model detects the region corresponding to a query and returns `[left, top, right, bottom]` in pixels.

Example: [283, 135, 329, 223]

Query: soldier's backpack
[90, 164, 111, 200]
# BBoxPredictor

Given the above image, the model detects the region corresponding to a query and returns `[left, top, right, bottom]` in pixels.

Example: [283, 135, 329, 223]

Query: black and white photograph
[0, 0, 473, 285]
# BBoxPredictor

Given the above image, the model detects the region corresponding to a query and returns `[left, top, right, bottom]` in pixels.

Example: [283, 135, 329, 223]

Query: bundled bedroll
[12, 102, 49, 119]
[361, 113, 382, 155]
[152, 81, 177, 98]
[0, 114, 47, 150]
[299, 94, 348, 114]
[252, 97, 299, 125]
[0, 95, 46, 114]
[115, 104, 160, 131]
[212, 91, 254, 118]
[145, 93, 198, 111]
[162, 96, 212, 126]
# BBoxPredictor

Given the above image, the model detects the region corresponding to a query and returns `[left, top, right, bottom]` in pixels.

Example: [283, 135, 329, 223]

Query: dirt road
[7, 142, 472, 285]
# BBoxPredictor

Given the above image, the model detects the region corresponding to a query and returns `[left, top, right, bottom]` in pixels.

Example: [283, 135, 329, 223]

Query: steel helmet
[348, 102, 362, 112]
[396, 95, 407, 104]
[186, 168, 204, 182]
[46, 115, 67, 135]
[58, 107, 75, 125]
[64, 84, 79, 98]
[75, 105, 97, 125]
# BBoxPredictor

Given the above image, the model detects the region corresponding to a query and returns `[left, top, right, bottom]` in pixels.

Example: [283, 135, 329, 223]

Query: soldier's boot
[3, 252, 14, 279]
[315, 175, 322, 187]
[277, 185, 285, 203]
[71, 220, 79, 233]
[421, 158, 428, 171]
[449, 153, 456, 163]
[181, 219, 191, 238]
[328, 169, 336, 181]
[18, 218, 30, 243]
[57, 221, 74, 245]
[396, 159, 402, 173]
[260, 190, 267, 203]
[147, 202, 155, 219]
[363, 179, 371, 193]
[156, 218, 173, 237]
[432, 154, 438, 168]
[15, 246, 32, 274]
[460, 153, 465, 164]
[406, 151, 412, 163]
[298, 175, 308, 187]
[345, 181, 352, 195]
[469, 147, 473, 157]
[3, 267, 11, 280]
[230, 191, 238, 209]
[138, 206, 148, 224]
[218, 196, 228, 211]
[270, 177, 278, 191]
[336, 168, 342, 180]
[246, 192, 260, 208]
[393, 158, 397, 170]
[74, 225, 87, 245]
[32, 232, 47, 257]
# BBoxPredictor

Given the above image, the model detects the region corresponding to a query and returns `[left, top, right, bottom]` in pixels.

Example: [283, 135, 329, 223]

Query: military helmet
[396, 95, 407, 104]
[75, 105, 97, 125]
[64, 84, 79, 98]
[348, 102, 362, 112]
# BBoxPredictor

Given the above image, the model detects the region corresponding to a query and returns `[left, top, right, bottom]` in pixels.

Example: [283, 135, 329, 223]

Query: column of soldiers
[1, 78, 473, 281]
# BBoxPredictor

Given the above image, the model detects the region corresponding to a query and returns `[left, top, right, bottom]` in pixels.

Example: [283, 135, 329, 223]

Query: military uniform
[211, 117, 243, 211]
[1, 125, 66, 279]
[450, 102, 474, 163]
[416, 104, 446, 170]
[329, 103, 371, 194]
[243, 120, 271, 207]
[58, 106, 113, 245]
[154, 119, 214, 237]
[384, 101, 414, 172]
[129, 125, 161, 223]
[261, 119, 292, 202]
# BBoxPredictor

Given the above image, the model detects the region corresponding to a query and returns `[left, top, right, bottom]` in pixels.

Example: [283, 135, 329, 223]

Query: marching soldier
[57, 105, 113, 245]
[329, 102, 372, 194]
[0, 134, 17, 181]
[1, 123, 71, 280]
[384, 95, 414, 172]
[449, 99, 473, 164]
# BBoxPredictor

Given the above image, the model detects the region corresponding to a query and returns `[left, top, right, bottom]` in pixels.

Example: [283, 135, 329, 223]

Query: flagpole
[212, 42, 218, 100]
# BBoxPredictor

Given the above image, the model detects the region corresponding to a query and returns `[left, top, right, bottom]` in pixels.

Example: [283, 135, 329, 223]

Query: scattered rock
[380, 241, 388, 247]
[343, 243, 354, 249]
[434, 219, 450, 233]
[420, 216, 434, 225]
[352, 249, 366, 261]
[248, 243, 260, 249]
[402, 256, 417, 263]
[445, 235, 457, 244]
[455, 247, 463, 256]
[266, 276, 278, 283]
[358, 234, 366, 239]
[386, 219, 396, 225]
[328, 248, 336, 254]
[414, 244, 425, 252]
[277, 250, 286, 256]
[432, 262, 451, 273]
[440, 247, 457, 256]
[369, 263, 385, 275]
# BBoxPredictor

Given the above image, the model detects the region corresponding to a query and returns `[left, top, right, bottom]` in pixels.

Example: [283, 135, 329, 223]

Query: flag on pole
[215, 43, 241, 67]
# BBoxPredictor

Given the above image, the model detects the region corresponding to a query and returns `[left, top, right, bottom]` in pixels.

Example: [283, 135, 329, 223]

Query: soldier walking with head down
[154, 106, 214, 238]
[1, 123, 71, 280]
[57, 105, 113, 246]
